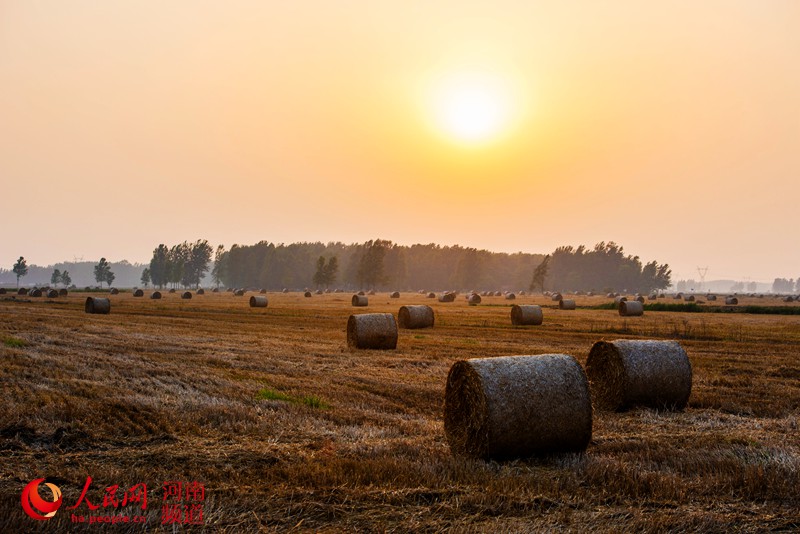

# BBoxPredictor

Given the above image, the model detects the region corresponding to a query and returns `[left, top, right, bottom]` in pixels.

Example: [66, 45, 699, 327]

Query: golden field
[1, 291, 798, 532]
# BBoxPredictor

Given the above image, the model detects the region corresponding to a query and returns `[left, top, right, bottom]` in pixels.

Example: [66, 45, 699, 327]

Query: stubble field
[1, 291, 799, 532]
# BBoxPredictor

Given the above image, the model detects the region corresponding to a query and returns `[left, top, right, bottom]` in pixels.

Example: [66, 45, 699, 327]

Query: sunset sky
[1, 1, 798, 282]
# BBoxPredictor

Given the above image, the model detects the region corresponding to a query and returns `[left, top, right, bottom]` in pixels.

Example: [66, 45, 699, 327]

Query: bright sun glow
[429, 72, 514, 144]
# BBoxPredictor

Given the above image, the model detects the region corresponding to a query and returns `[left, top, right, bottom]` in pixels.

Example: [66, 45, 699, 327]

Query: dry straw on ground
[249, 296, 268, 308]
[510, 304, 543, 325]
[586, 339, 692, 411]
[346, 313, 398, 350]
[352, 294, 368, 307]
[84, 297, 111, 314]
[559, 299, 576, 310]
[444, 354, 592, 460]
[619, 301, 644, 317]
[398, 305, 434, 329]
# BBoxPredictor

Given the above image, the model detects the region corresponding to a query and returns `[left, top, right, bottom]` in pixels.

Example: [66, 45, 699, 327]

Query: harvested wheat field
[1, 291, 799, 532]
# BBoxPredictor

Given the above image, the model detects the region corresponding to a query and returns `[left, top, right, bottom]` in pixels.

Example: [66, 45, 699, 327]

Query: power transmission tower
[697, 266, 709, 292]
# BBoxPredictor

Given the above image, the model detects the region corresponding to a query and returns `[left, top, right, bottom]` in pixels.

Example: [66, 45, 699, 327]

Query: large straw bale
[444, 354, 592, 460]
[182, 291, 192, 299]
[468, 293, 481, 306]
[559, 299, 576, 310]
[133, 289, 144, 297]
[619, 300, 644, 316]
[46, 289, 59, 298]
[510, 305, 543, 325]
[249, 295, 268, 308]
[352, 294, 368, 307]
[398, 305, 434, 329]
[390, 291, 400, 298]
[586, 339, 692, 411]
[725, 297, 738, 305]
[346, 313, 398, 349]
[151, 291, 162, 299]
[85, 297, 111, 314]
[505, 293, 516, 300]
[438, 292, 456, 303]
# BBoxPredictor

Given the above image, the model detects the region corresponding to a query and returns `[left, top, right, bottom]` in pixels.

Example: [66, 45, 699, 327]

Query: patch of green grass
[3, 336, 28, 348]
[256, 387, 328, 409]
[414, 334, 426, 339]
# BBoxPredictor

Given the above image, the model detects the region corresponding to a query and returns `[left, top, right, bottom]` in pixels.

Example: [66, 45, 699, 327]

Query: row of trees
[772, 278, 799, 294]
[147, 241, 213, 289]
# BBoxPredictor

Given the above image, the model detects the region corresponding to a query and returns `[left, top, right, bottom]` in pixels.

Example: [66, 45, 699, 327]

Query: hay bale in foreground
[390, 291, 400, 298]
[47, 289, 59, 298]
[398, 305, 434, 329]
[133, 289, 144, 297]
[352, 294, 368, 307]
[510, 305, 543, 326]
[182, 291, 192, 299]
[85, 297, 111, 314]
[725, 297, 738, 305]
[438, 292, 456, 303]
[249, 295, 268, 308]
[346, 313, 398, 350]
[59, 289, 68, 296]
[444, 354, 592, 460]
[468, 293, 481, 306]
[234, 289, 245, 296]
[586, 339, 692, 411]
[505, 293, 516, 300]
[151, 291, 162, 299]
[559, 299, 576, 310]
[619, 300, 644, 317]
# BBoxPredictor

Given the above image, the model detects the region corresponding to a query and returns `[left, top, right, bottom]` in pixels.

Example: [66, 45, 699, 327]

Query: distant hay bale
[0, 288, 5, 295]
[725, 297, 738, 305]
[197, 289, 205, 295]
[367, 289, 376, 295]
[619, 300, 644, 317]
[282, 288, 288, 293]
[493, 291, 501, 297]
[304, 291, 312, 297]
[427, 292, 436, 298]
[226, 288, 233, 292]
[151, 291, 162, 299]
[673, 293, 682, 300]
[468, 293, 482, 306]
[352, 294, 368, 307]
[234, 289, 245, 296]
[110, 288, 119, 295]
[29, 288, 42, 297]
[182, 291, 192, 299]
[505, 293, 516, 300]
[658, 293, 665, 298]
[315, 289, 323, 295]
[551, 292, 563, 302]
[169, 288, 176, 294]
[706, 294, 717, 301]
[398, 305, 434, 329]
[59, 289, 68, 296]
[614, 296, 628, 305]
[783, 296, 794, 303]
[587, 291, 595, 297]
[260, 288, 267, 294]
[635, 296, 645, 303]
[133, 289, 144, 297]
[212, 288, 219, 293]
[444, 354, 592, 460]
[346, 313, 398, 350]
[519, 290, 526, 295]
[648, 293, 657, 301]
[586, 340, 692, 411]
[325, 288, 331, 293]
[511, 304, 543, 326]
[606, 292, 615, 298]
[249, 295, 268, 308]
[357, 290, 366, 296]
[390, 291, 400, 298]
[47, 289, 59, 298]
[559, 299, 576, 310]
[85, 297, 111, 315]
[438, 292, 456, 303]
[334, 288, 342, 293]
[684, 295, 695, 302]
[418, 289, 426, 294]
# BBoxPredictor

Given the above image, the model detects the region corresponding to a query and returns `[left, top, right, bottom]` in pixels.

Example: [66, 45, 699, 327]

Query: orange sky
[1, 1, 798, 282]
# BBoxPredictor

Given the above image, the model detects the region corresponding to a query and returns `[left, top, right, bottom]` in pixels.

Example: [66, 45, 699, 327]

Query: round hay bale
[648, 293, 657, 301]
[182, 291, 192, 299]
[357, 290, 366, 296]
[390, 291, 400, 298]
[0, 288, 6, 295]
[249, 295, 268, 308]
[684, 295, 695, 302]
[325, 288, 331, 293]
[783, 296, 794, 303]
[226, 288, 233, 292]
[606, 292, 615, 298]
[315, 289, 323, 295]
[260, 288, 267, 294]
[85, 297, 111, 314]
[418, 289, 426, 294]
[367, 289, 376, 295]
[519, 290, 526, 296]
[151, 291, 162, 299]
[635, 296, 645, 304]
[197, 288, 205, 295]
[346, 313, 398, 350]
[510, 305, 543, 326]
[673, 293, 682, 300]
[17, 288, 28, 295]
[398, 305, 434, 329]
[133, 289, 144, 297]
[304, 291, 312, 297]
[558, 299, 576, 310]
[110, 288, 119, 295]
[706, 294, 717, 301]
[586, 340, 692, 411]
[282, 288, 288, 293]
[551, 293, 563, 302]
[212, 288, 219, 293]
[29, 288, 42, 297]
[444, 354, 592, 460]
[234, 289, 245, 296]
[438, 292, 456, 303]
[427, 292, 436, 298]
[169, 288, 176, 294]
[614, 296, 628, 305]
[658, 293, 666, 298]
[505, 293, 516, 300]
[619, 300, 644, 317]
[46, 289, 59, 298]
[587, 291, 595, 297]
[352, 294, 368, 307]
[725, 297, 738, 305]
[493, 291, 501, 297]
[468, 293, 481, 306]
[59, 289, 68, 296]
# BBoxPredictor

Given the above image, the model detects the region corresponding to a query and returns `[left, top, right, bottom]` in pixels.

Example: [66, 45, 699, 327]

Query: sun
[428, 72, 514, 145]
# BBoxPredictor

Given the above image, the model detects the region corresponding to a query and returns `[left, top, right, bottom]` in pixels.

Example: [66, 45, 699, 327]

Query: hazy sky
[2, 1, 798, 282]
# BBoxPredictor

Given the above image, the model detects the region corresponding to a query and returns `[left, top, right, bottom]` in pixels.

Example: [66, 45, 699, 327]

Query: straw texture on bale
[586, 340, 692, 411]
[443, 354, 592, 460]
[619, 300, 644, 317]
[304, 291, 312, 297]
[47, 289, 59, 298]
[510, 305, 543, 326]
[249, 295, 268, 308]
[182, 291, 192, 299]
[398, 305, 434, 329]
[346, 313, 398, 350]
[559, 299, 576, 310]
[234, 289, 245, 296]
[427, 292, 436, 298]
[197, 289, 205, 295]
[85, 297, 111, 314]
[725, 297, 738, 305]
[468, 294, 481, 306]
[133, 289, 144, 297]
[151, 291, 162, 299]
[29, 288, 42, 297]
[438, 292, 456, 303]
[352, 294, 368, 307]
[390, 291, 400, 298]
[505, 293, 516, 300]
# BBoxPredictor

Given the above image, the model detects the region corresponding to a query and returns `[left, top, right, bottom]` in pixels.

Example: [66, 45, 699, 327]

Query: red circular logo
[21, 479, 62, 520]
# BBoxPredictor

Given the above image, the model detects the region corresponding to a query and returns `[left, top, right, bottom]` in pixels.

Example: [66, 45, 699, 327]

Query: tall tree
[312, 256, 327, 288]
[94, 258, 112, 287]
[60, 270, 72, 288]
[13, 256, 28, 288]
[324, 256, 339, 287]
[106, 270, 116, 288]
[530, 255, 550, 293]
[149, 245, 169, 288]
[211, 244, 226, 288]
[357, 239, 390, 289]
[185, 240, 213, 289]
[140, 268, 151, 288]
[51, 268, 62, 287]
